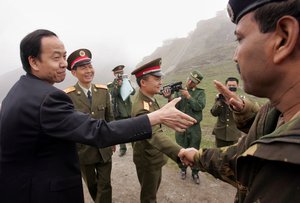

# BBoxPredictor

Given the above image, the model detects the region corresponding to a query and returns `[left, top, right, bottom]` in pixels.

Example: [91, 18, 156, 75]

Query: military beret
[189, 70, 203, 84]
[67, 48, 92, 71]
[112, 65, 125, 72]
[227, 0, 287, 24]
[131, 58, 163, 78]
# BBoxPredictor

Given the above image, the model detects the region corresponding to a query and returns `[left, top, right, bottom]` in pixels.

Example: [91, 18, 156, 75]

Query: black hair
[20, 29, 57, 73]
[254, 0, 300, 33]
[225, 77, 239, 84]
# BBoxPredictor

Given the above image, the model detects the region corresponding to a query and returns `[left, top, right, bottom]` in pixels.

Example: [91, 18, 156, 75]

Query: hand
[147, 97, 196, 132]
[161, 87, 172, 99]
[117, 79, 123, 86]
[179, 89, 191, 99]
[178, 148, 198, 166]
[214, 80, 244, 111]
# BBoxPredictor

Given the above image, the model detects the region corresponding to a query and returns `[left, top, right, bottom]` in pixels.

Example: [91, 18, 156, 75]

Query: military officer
[65, 48, 114, 203]
[210, 77, 242, 147]
[162, 70, 206, 184]
[107, 65, 135, 157]
[131, 58, 185, 203]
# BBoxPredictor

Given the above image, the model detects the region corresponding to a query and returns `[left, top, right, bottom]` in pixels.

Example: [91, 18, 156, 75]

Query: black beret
[227, 0, 287, 24]
[131, 58, 163, 78]
[67, 48, 92, 71]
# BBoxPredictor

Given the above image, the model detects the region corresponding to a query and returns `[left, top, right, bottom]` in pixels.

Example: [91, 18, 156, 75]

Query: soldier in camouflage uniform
[131, 58, 185, 203]
[211, 77, 242, 147]
[163, 70, 205, 184]
[179, 0, 300, 202]
[65, 49, 114, 203]
[107, 65, 135, 157]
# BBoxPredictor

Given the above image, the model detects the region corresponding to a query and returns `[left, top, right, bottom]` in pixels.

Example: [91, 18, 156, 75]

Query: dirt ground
[83, 145, 236, 203]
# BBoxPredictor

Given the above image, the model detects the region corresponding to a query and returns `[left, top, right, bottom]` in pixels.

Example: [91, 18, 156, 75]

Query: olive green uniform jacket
[174, 87, 206, 148]
[132, 90, 182, 202]
[107, 79, 135, 119]
[194, 101, 300, 203]
[132, 90, 182, 168]
[210, 97, 241, 142]
[66, 83, 114, 164]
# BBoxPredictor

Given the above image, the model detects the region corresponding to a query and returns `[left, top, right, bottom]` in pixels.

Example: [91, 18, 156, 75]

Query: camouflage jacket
[195, 102, 300, 203]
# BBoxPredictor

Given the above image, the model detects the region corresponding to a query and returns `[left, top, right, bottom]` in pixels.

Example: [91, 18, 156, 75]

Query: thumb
[169, 97, 181, 106]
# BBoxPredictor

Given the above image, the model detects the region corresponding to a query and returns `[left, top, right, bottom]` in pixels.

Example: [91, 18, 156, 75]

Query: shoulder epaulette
[107, 82, 112, 86]
[63, 86, 76, 94]
[95, 84, 108, 90]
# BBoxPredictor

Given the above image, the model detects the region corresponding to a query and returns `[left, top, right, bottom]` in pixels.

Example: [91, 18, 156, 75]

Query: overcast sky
[0, 0, 228, 76]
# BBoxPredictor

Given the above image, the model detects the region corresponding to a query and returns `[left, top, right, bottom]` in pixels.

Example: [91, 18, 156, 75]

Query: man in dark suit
[65, 48, 115, 203]
[0, 29, 196, 203]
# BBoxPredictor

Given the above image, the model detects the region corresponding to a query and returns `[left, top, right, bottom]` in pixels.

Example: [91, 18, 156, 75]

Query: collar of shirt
[78, 83, 92, 97]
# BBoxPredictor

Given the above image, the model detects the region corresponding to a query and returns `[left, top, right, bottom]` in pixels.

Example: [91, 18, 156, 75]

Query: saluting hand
[214, 80, 244, 111]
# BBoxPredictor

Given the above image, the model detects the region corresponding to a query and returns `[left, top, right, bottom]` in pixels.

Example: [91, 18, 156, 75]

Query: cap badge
[79, 50, 86, 57]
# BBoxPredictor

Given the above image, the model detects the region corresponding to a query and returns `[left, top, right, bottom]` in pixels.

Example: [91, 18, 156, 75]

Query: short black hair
[20, 29, 57, 73]
[225, 77, 239, 84]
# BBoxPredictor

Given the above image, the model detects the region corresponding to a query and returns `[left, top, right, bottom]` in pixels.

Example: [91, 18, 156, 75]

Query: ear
[28, 56, 39, 71]
[140, 78, 147, 88]
[71, 70, 77, 77]
[273, 16, 299, 64]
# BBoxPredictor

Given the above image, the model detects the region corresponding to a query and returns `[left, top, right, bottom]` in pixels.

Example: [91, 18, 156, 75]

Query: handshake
[178, 148, 198, 166]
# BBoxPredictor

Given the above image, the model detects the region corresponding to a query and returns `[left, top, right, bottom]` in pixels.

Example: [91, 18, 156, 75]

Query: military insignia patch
[143, 101, 150, 111]
[95, 84, 108, 90]
[79, 50, 86, 56]
[63, 86, 76, 94]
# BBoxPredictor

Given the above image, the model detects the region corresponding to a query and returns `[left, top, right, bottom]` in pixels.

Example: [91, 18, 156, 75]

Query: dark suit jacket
[0, 74, 151, 203]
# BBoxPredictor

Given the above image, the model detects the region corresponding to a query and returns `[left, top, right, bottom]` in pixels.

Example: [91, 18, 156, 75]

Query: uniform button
[226, 124, 229, 127]
[91, 112, 95, 115]
[226, 119, 229, 121]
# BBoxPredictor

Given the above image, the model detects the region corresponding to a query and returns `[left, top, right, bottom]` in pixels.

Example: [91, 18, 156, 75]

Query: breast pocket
[96, 105, 106, 118]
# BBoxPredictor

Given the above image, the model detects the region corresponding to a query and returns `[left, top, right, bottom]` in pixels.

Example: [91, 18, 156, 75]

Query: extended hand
[147, 97, 196, 132]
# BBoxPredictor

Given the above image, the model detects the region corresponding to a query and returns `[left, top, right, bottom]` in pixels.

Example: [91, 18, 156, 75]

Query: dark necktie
[87, 90, 92, 104]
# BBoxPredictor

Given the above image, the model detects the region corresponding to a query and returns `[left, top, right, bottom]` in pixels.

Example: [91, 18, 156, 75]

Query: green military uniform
[210, 95, 242, 147]
[65, 83, 114, 203]
[107, 78, 135, 154]
[194, 101, 300, 202]
[174, 86, 206, 175]
[132, 90, 182, 203]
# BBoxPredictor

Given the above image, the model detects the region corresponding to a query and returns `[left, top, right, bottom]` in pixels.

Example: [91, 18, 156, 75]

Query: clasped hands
[178, 148, 198, 166]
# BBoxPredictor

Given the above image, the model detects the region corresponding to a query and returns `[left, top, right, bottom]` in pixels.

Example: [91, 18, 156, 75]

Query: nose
[233, 47, 238, 63]
[61, 58, 68, 69]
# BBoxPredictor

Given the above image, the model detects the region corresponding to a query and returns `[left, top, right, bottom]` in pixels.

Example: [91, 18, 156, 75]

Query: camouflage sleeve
[232, 97, 260, 133]
[194, 144, 239, 187]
